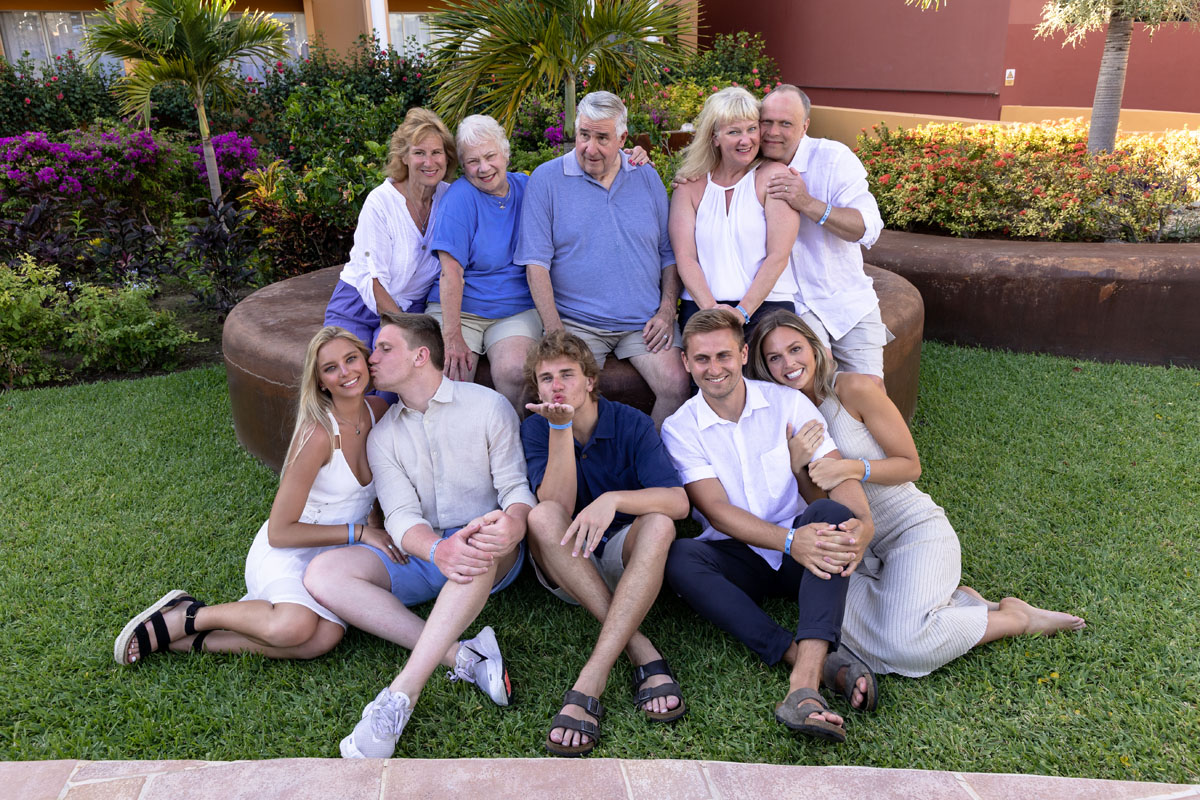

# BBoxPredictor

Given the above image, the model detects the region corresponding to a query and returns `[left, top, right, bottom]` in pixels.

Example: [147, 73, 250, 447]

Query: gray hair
[456, 114, 511, 161]
[765, 83, 812, 120]
[576, 91, 628, 137]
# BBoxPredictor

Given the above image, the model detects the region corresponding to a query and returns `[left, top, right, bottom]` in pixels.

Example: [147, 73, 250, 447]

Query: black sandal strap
[632, 658, 675, 688]
[191, 629, 212, 653]
[561, 689, 604, 719]
[148, 610, 171, 654]
[184, 600, 206, 637]
[635, 681, 684, 709]
[549, 713, 600, 742]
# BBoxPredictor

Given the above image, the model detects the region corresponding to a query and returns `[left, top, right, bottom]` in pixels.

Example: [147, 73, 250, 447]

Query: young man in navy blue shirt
[521, 331, 690, 757]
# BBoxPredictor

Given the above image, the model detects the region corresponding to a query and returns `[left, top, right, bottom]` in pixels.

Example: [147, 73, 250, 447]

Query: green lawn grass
[1, 343, 1196, 782]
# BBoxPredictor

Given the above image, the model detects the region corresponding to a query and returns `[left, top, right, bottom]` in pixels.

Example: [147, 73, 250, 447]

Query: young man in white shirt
[304, 312, 534, 758]
[661, 309, 876, 742]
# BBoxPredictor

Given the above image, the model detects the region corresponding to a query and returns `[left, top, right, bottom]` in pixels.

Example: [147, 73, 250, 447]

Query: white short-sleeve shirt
[661, 379, 837, 570]
[337, 178, 449, 313]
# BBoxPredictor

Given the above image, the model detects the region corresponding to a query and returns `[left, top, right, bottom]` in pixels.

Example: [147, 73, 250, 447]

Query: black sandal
[113, 590, 196, 665]
[545, 689, 604, 757]
[632, 658, 687, 723]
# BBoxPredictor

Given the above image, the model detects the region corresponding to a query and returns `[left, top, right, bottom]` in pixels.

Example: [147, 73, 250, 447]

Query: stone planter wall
[867, 230, 1200, 367]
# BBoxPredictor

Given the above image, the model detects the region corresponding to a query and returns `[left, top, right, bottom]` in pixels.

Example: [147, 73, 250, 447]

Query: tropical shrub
[277, 82, 409, 169]
[685, 31, 781, 93]
[190, 130, 259, 190]
[857, 119, 1200, 242]
[178, 198, 262, 312]
[0, 255, 197, 388]
[0, 50, 121, 137]
[245, 142, 386, 278]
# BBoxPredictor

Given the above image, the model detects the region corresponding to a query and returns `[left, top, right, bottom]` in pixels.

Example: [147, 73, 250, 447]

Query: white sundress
[241, 406, 377, 627]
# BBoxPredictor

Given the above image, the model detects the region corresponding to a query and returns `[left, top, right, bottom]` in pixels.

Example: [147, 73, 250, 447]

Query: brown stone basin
[223, 265, 924, 471]
[867, 230, 1200, 366]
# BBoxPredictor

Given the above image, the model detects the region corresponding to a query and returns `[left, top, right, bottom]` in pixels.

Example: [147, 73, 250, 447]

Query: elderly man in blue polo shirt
[516, 91, 689, 427]
[521, 331, 690, 757]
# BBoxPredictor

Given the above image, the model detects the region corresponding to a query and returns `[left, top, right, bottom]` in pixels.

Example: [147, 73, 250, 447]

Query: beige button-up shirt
[367, 377, 536, 542]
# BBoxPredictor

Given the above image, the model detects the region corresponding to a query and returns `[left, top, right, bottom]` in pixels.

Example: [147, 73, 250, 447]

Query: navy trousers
[665, 498, 854, 666]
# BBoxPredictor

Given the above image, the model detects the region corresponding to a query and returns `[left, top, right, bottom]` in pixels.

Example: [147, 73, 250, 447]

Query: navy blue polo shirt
[521, 396, 681, 543]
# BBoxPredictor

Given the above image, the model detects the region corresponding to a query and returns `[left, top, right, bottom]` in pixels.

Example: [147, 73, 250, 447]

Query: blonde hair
[746, 309, 836, 405]
[681, 308, 745, 354]
[676, 86, 762, 181]
[386, 107, 458, 184]
[282, 326, 372, 475]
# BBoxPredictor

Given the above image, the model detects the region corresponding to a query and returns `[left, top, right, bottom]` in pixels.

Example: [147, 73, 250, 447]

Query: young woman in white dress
[748, 310, 1085, 708]
[115, 326, 394, 663]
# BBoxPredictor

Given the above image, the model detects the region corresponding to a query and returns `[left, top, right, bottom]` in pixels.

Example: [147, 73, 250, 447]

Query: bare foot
[828, 663, 871, 710]
[958, 585, 1000, 611]
[1002, 597, 1086, 635]
[548, 687, 601, 750]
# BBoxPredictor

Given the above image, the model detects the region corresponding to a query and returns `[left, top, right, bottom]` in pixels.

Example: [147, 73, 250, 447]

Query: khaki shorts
[531, 522, 631, 605]
[564, 318, 682, 368]
[799, 306, 894, 379]
[427, 304, 543, 355]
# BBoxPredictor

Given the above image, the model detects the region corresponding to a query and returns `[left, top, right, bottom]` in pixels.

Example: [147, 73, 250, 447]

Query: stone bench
[223, 264, 924, 472]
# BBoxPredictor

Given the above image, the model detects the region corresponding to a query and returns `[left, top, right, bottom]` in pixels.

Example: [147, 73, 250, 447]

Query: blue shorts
[324, 279, 428, 349]
[352, 526, 525, 606]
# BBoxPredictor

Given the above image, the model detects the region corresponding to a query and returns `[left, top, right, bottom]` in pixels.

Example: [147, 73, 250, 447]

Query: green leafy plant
[0, 254, 66, 387]
[685, 31, 780, 92]
[0, 50, 122, 137]
[429, 0, 695, 139]
[278, 82, 409, 169]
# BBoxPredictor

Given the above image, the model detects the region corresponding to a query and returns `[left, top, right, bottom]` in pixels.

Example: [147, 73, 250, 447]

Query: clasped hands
[785, 420, 868, 578]
[431, 509, 524, 584]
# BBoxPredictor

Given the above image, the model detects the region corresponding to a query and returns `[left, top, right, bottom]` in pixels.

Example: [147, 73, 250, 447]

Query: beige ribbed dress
[820, 376, 988, 676]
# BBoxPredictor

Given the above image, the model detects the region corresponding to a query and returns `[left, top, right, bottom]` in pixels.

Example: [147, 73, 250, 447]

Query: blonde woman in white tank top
[670, 87, 800, 336]
[114, 327, 396, 665]
[748, 310, 1085, 708]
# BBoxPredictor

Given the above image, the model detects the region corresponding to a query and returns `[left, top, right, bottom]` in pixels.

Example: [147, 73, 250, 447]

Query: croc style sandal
[821, 646, 878, 713]
[774, 688, 847, 743]
[545, 689, 604, 758]
[632, 658, 687, 723]
[113, 590, 209, 665]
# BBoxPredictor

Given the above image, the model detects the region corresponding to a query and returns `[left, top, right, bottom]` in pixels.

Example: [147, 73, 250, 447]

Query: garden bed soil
[867, 230, 1200, 366]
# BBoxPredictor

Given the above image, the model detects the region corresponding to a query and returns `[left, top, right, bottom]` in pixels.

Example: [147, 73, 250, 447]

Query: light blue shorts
[352, 526, 525, 606]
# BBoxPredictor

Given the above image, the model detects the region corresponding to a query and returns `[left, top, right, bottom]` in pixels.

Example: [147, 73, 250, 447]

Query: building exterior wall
[702, 0, 1200, 119]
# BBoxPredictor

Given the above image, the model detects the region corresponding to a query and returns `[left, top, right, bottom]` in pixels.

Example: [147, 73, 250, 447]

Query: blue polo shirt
[521, 396, 681, 543]
[428, 172, 535, 318]
[514, 151, 675, 331]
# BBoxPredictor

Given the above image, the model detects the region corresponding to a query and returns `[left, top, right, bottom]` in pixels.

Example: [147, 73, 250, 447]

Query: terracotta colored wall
[701, 0, 1200, 118]
[700, 0, 1008, 118]
[307, 0, 368, 53]
[998, 0, 1200, 115]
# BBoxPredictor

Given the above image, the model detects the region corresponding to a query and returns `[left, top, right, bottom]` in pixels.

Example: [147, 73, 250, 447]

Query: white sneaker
[448, 625, 512, 707]
[339, 687, 412, 759]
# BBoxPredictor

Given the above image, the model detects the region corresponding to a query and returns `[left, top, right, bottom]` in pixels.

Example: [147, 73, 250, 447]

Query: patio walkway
[5, 757, 1198, 800]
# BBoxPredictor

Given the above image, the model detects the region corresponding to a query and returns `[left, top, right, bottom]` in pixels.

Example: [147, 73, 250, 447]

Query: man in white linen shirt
[305, 311, 534, 759]
[661, 309, 875, 743]
[760, 84, 891, 385]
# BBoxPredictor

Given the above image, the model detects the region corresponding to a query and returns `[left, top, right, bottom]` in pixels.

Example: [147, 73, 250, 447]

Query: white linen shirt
[661, 379, 837, 570]
[367, 377, 536, 545]
[787, 136, 885, 340]
[337, 178, 449, 313]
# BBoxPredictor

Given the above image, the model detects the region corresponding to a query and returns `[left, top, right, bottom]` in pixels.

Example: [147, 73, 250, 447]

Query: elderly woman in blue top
[324, 108, 457, 349]
[426, 115, 543, 410]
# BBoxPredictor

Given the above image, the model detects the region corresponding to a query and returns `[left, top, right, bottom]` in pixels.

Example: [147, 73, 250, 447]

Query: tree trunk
[563, 73, 577, 151]
[195, 96, 224, 203]
[1088, 12, 1132, 154]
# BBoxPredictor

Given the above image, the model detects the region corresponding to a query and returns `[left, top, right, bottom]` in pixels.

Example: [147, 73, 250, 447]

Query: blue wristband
[859, 458, 871, 482]
[429, 537, 443, 564]
[783, 526, 796, 556]
[347, 522, 356, 545]
[735, 304, 751, 325]
[548, 420, 573, 430]
[817, 203, 833, 226]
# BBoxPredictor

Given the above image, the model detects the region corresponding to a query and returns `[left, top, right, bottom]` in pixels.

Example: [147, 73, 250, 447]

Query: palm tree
[429, 0, 696, 141]
[85, 0, 286, 202]
[909, 0, 1200, 154]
